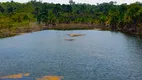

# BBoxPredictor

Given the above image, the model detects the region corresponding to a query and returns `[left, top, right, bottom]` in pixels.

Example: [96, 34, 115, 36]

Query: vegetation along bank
[0, 0, 142, 37]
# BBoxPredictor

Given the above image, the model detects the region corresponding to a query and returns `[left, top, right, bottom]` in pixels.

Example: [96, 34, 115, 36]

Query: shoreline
[0, 23, 141, 38]
[0, 23, 107, 38]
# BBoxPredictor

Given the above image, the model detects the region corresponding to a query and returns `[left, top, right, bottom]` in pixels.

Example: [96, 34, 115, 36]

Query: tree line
[0, 1, 142, 34]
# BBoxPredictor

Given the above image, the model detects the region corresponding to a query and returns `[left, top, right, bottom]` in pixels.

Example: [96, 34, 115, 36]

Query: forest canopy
[0, 0, 142, 37]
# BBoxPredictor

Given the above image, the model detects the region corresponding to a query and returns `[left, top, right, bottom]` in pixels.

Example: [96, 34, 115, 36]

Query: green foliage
[0, 1, 142, 36]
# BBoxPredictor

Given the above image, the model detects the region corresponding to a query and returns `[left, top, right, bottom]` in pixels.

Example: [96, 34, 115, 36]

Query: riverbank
[47, 24, 109, 30]
[0, 23, 109, 38]
[0, 23, 142, 38]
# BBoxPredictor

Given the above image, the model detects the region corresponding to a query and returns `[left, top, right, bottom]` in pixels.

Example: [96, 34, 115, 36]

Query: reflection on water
[1, 73, 63, 80]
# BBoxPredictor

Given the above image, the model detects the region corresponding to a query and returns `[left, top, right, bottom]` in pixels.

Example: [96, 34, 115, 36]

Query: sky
[0, 0, 142, 4]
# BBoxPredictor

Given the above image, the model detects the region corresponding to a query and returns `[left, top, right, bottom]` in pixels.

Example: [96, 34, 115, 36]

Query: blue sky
[0, 0, 141, 4]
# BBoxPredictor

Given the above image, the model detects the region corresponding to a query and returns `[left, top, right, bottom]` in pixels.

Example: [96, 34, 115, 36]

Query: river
[0, 30, 142, 80]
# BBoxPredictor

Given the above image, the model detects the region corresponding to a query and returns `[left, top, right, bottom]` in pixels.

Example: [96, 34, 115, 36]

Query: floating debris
[1, 73, 30, 79]
[37, 76, 63, 80]
[1, 73, 63, 80]
[68, 34, 85, 37]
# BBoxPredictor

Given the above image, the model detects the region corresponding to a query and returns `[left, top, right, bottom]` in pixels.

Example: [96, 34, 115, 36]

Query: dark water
[0, 30, 142, 80]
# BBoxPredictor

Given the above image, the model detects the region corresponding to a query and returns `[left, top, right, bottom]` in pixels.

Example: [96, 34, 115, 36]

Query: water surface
[0, 30, 142, 80]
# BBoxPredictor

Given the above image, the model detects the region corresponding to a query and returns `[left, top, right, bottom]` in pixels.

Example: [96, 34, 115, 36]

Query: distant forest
[0, 0, 142, 37]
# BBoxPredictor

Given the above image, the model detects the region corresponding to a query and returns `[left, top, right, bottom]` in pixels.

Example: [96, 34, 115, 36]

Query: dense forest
[0, 0, 142, 37]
